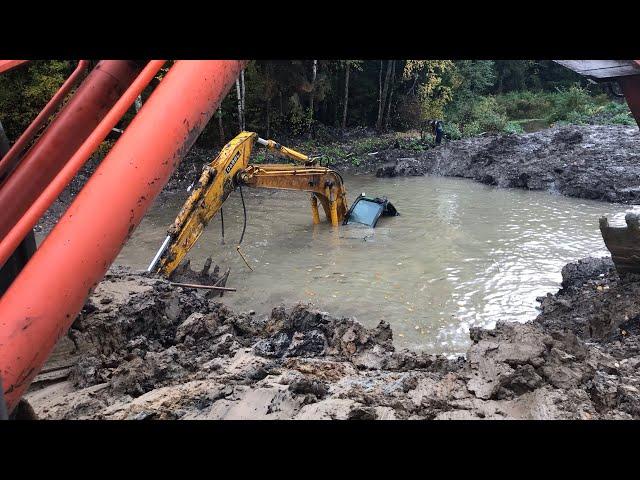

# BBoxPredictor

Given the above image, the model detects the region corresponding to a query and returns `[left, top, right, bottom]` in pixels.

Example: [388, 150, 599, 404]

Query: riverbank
[374, 125, 640, 204]
[24, 256, 640, 420]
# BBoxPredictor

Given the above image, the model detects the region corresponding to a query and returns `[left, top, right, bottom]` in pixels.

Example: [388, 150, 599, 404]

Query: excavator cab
[344, 194, 399, 227]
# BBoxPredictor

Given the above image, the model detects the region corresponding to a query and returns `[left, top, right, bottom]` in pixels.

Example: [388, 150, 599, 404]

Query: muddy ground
[23, 124, 640, 419]
[24, 256, 640, 420]
[375, 125, 640, 204]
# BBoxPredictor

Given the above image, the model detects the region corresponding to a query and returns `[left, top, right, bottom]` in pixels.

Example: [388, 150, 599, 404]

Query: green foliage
[289, 104, 313, 136]
[610, 112, 635, 126]
[547, 84, 593, 123]
[442, 122, 462, 140]
[449, 60, 496, 98]
[446, 95, 509, 136]
[503, 121, 525, 134]
[2, 60, 634, 151]
[292, 134, 398, 165]
[494, 91, 553, 120]
[403, 60, 455, 121]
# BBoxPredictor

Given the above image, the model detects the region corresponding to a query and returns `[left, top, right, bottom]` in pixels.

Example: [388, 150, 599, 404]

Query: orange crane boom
[0, 60, 245, 413]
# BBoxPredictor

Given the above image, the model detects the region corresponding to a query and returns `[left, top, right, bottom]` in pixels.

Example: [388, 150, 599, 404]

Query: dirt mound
[376, 125, 640, 204]
[24, 256, 640, 420]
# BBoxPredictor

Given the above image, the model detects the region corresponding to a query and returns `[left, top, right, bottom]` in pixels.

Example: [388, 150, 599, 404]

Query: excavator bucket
[556, 60, 640, 273]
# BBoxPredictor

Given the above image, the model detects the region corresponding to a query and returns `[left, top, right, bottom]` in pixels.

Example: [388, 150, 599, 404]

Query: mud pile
[376, 125, 640, 204]
[25, 257, 640, 420]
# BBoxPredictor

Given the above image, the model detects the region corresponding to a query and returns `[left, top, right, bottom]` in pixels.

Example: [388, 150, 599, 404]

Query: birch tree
[235, 70, 246, 132]
[217, 107, 225, 145]
[376, 60, 394, 131]
[341, 60, 363, 132]
[308, 60, 317, 136]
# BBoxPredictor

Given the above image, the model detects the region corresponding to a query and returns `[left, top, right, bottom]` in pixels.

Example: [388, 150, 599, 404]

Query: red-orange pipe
[0, 60, 29, 75]
[0, 60, 89, 182]
[0, 61, 165, 271]
[0, 60, 245, 411]
[0, 61, 141, 242]
[620, 76, 640, 129]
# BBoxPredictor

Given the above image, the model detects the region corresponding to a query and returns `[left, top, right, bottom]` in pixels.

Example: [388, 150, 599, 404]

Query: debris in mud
[375, 125, 640, 204]
[168, 257, 231, 297]
[25, 257, 640, 420]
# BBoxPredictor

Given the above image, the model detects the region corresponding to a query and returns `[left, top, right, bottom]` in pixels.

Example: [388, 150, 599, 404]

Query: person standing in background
[433, 120, 444, 145]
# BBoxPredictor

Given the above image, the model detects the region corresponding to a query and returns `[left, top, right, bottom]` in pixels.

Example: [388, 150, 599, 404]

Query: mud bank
[25, 258, 640, 420]
[375, 125, 640, 204]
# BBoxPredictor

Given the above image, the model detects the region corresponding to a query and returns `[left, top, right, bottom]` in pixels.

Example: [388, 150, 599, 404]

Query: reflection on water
[114, 174, 629, 355]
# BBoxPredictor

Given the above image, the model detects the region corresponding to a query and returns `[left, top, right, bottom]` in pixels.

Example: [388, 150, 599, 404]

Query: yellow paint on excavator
[155, 131, 349, 277]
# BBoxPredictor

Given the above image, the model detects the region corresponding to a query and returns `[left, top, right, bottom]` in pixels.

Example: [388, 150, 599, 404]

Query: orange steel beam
[0, 60, 90, 182]
[0, 60, 245, 412]
[0, 60, 29, 74]
[0, 61, 142, 242]
[0, 61, 165, 271]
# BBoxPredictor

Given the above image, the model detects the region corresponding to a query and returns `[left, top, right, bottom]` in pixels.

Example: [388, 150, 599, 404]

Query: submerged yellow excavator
[147, 131, 382, 277]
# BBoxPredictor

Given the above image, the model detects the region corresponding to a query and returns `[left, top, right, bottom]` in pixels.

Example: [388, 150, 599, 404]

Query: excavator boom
[149, 131, 349, 277]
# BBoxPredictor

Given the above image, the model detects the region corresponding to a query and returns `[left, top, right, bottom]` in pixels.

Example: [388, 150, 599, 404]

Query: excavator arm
[148, 131, 349, 277]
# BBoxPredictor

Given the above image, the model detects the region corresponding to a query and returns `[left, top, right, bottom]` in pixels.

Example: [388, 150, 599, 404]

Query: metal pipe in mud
[169, 282, 236, 292]
[147, 235, 171, 272]
[0, 60, 246, 412]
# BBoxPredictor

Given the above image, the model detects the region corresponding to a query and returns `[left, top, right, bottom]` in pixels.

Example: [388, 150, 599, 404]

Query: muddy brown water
[108, 174, 631, 356]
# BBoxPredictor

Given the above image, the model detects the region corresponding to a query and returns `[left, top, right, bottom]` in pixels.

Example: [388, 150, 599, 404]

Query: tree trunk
[385, 60, 396, 131]
[235, 78, 243, 132]
[341, 63, 350, 132]
[309, 60, 317, 137]
[376, 60, 393, 131]
[266, 98, 271, 138]
[377, 61, 383, 129]
[217, 108, 225, 146]
[240, 69, 246, 130]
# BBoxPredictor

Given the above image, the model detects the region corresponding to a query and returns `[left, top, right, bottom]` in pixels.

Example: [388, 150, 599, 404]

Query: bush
[503, 121, 524, 134]
[448, 96, 508, 136]
[446, 86, 634, 137]
[462, 120, 482, 137]
[495, 91, 553, 120]
[547, 84, 594, 123]
[610, 112, 635, 126]
[443, 122, 462, 140]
